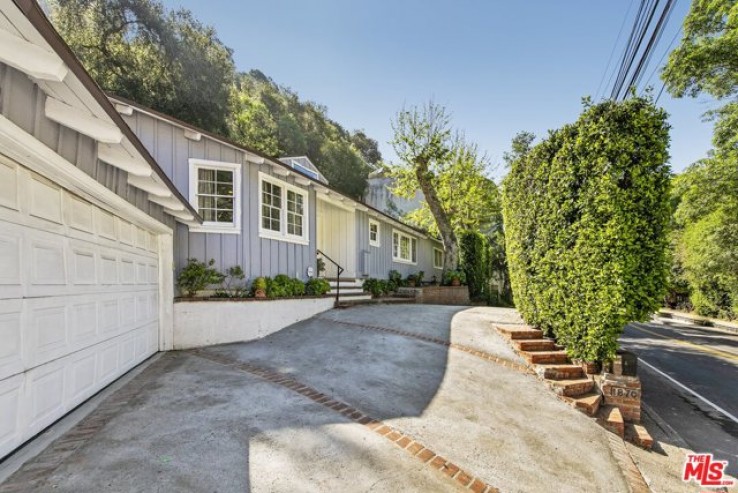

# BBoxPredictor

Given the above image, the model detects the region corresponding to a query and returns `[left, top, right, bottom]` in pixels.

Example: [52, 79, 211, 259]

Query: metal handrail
[316, 249, 344, 305]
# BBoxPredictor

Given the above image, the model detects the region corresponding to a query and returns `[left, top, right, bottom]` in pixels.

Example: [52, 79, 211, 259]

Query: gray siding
[0, 63, 174, 228]
[355, 210, 443, 281]
[122, 111, 317, 280]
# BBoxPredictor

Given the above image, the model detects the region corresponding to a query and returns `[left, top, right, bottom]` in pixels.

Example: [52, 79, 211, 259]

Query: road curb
[658, 310, 738, 335]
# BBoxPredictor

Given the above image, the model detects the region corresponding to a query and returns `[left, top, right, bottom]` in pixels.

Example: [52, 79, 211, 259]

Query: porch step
[513, 339, 556, 352]
[523, 350, 569, 365]
[535, 364, 585, 380]
[565, 392, 602, 416]
[495, 326, 544, 340]
[599, 406, 624, 438]
[547, 378, 594, 397]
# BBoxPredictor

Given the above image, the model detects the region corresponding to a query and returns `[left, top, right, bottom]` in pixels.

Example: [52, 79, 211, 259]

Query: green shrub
[460, 231, 488, 300]
[388, 270, 403, 291]
[177, 258, 224, 297]
[214, 265, 247, 298]
[442, 269, 466, 286]
[363, 278, 390, 297]
[305, 278, 331, 296]
[502, 97, 671, 362]
[267, 274, 305, 297]
[251, 276, 268, 296]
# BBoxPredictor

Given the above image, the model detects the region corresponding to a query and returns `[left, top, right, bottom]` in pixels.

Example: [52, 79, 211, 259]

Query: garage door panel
[0, 161, 163, 460]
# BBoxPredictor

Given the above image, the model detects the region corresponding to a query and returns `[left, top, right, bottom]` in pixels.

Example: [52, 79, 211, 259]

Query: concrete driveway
[1, 306, 630, 493]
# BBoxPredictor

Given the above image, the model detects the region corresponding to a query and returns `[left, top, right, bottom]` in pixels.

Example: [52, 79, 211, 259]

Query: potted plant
[443, 269, 466, 287]
[406, 273, 418, 287]
[252, 277, 268, 299]
[317, 258, 326, 277]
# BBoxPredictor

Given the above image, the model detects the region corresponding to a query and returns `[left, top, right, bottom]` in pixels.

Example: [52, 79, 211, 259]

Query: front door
[317, 198, 356, 279]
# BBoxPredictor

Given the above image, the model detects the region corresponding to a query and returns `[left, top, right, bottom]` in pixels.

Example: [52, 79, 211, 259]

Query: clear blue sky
[163, 0, 714, 180]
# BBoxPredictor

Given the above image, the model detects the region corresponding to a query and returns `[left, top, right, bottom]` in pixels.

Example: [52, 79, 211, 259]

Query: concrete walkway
[1, 306, 630, 492]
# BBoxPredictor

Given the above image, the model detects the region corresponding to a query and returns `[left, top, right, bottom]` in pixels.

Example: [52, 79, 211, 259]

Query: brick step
[599, 405, 624, 438]
[495, 326, 544, 340]
[625, 423, 654, 450]
[513, 339, 556, 352]
[547, 378, 594, 397]
[564, 392, 602, 416]
[523, 350, 569, 365]
[535, 364, 585, 380]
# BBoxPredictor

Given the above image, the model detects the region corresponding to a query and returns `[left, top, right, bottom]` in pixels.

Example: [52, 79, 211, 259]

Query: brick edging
[605, 432, 651, 493]
[191, 350, 499, 493]
[320, 317, 534, 376]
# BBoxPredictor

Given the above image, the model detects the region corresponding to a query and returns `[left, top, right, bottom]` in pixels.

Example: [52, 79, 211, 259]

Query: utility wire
[613, 0, 663, 100]
[610, 0, 651, 100]
[627, 0, 678, 96]
[595, 0, 636, 100]
[643, 24, 682, 89]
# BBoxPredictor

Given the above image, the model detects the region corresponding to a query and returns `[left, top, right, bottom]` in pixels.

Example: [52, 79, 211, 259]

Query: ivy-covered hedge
[502, 97, 671, 362]
[460, 231, 488, 300]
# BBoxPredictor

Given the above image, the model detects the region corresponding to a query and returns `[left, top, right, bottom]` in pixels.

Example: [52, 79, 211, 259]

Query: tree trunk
[414, 160, 458, 273]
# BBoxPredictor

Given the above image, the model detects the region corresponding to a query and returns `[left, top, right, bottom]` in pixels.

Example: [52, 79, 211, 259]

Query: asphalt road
[620, 318, 738, 476]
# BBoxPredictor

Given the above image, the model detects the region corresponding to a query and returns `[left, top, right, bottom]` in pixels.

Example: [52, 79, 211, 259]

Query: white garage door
[0, 157, 161, 459]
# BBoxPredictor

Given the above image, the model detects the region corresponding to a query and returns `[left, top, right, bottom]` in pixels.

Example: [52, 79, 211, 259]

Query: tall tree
[50, 0, 236, 135]
[390, 102, 460, 272]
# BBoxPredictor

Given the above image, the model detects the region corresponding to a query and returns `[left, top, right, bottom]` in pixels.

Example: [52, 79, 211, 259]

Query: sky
[162, 0, 715, 180]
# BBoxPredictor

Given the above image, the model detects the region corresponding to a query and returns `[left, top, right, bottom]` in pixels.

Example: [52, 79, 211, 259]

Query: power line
[595, 0, 636, 100]
[643, 23, 682, 89]
[627, 0, 678, 96]
[609, 0, 652, 100]
[613, 0, 663, 100]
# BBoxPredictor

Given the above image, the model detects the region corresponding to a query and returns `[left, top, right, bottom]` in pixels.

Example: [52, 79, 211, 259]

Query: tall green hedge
[460, 231, 488, 301]
[502, 97, 671, 362]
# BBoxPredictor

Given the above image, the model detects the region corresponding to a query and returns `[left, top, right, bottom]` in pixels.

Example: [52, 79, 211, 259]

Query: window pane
[216, 197, 233, 210]
[198, 168, 215, 181]
[201, 209, 216, 221]
[217, 210, 233, 222]
[198, 181, 216, 194]
[216, 183, 233, 196]
[411, 239, 417, 262]
[199, 196, 216, 209]
[216, 170, 233, 182]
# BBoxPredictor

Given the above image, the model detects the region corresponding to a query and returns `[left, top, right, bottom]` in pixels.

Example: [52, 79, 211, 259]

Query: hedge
[502, 97, 671, 362]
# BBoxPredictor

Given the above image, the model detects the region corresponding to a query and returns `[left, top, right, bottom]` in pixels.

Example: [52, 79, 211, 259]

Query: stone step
[495, 326, 544, 340]
[565, 392, 602, 416]
[535, 364, 585, 380]
[337, 293, 372, 300]
[523, 350, 569, 365]
[600, 405, 624, 438]
[625, 423, 653, 450]
[513, 339, 556, 352]
[547, 378, 594, 397]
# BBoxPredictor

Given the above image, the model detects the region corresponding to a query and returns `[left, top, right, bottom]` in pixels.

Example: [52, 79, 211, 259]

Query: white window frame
[433, 247, 444, 269]
[368, 219, 381, 247]
[188, 158, 241, 234]
[392, 229, 417, 264]
[258, 172, 309, 245]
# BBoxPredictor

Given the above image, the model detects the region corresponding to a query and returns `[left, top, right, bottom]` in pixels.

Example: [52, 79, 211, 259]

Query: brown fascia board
[11, 0, 201, 223]
[107, 94, 440, 242]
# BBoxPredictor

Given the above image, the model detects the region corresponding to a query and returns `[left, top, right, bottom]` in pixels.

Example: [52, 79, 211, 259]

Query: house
[109, 95, 444, 284]
[0, 0, 444, 461]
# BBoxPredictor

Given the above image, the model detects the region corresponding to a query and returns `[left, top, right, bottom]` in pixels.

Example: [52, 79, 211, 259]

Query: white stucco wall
[173, 297, 335, 349]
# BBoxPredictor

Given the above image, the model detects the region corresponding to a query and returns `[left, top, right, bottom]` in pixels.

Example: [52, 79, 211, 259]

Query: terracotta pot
[407, 280, 416, 287]
[451, 278, 461, 286]
[255, 289, 266, 299]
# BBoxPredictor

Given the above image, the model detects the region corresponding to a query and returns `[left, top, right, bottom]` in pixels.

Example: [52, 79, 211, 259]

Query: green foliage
[362, 278, 392, 297]
[229, 71, 376, 198]
[459, 231, 488, 300]
[50, 0, 235, 135]
[442, 269, 467, 286]
[251, 276, 268, 295]
[502, 97, 671, 362]
[267, 274, 305, 298]
[177, 258, 224, 297]
[214, 265, 247, 298]
[305, 278, 331, 296]
[388, 270, 403, 291]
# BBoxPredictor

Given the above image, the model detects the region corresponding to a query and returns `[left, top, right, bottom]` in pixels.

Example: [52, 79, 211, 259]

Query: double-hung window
[434, 248, 443, 269]
[392, 229, 417, 264]
[189, 159, 241, 233]
[259, 172, 309, 244]
[369, 219, 380, 247]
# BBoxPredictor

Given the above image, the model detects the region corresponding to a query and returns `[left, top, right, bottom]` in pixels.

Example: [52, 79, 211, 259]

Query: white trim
[369, 218, 381, 247]
[258, 172, 310, 245]
[97, 143, 151, 177]
[433, 247, 444, 269]
[0, 28, 68, 82]
[188, 159, 241, 234]
[127, 174, 171, 197]
[0, 115, 172, 234]
[158, 233, 174, 351]
[44, 96, 123, 144]
[392, 229, 418, 265]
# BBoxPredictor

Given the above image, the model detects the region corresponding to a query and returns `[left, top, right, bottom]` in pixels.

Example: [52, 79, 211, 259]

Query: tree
[50, 0, 236, 135]
[503, 97, 671, 362]
[389, 102, 460, 272]
[351, 130, 382, 168]
[229, 88, 278, 156]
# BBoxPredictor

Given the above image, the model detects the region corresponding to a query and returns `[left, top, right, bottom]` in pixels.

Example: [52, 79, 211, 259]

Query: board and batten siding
[0, 63, 174, 229]
[355, 210, 443, 280]
[121, 110, 317, 280]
